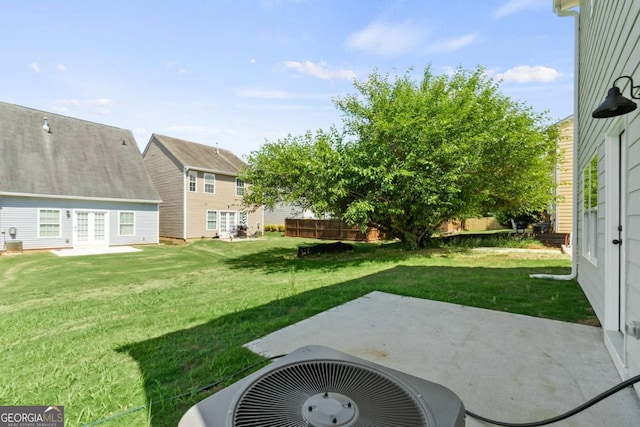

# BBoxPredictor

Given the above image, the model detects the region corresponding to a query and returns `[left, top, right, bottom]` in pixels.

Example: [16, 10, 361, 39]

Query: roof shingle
[149, 134, 246, 175]
[0, 102, 161, 202]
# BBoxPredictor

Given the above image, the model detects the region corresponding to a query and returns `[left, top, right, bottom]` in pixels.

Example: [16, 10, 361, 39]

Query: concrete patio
[245, 291, 640, 426]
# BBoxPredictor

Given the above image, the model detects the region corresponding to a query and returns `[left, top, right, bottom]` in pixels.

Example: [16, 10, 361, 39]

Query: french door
[219, 211, 237, 238]
[74, 211, 108, 247]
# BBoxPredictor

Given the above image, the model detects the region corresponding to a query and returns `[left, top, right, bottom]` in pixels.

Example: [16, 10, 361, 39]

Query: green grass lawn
[0, 235, 593, 427]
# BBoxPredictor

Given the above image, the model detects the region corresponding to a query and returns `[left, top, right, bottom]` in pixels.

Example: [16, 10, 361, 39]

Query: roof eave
[183, 165, 240, 177]
[0, 191, 162, 204]
[553, 0, 580, 14]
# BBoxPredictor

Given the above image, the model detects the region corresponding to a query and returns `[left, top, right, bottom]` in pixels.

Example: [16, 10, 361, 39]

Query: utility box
[6, 240, 23, 253]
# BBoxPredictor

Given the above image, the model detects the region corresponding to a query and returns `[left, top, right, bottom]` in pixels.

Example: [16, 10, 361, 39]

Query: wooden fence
[439, 217, 505, 233]
[462, 217, 504, 231]
[285, 219, 386, 242]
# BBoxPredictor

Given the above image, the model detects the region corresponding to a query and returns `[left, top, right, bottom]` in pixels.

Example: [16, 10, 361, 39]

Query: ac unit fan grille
[233, 359, 432, 427]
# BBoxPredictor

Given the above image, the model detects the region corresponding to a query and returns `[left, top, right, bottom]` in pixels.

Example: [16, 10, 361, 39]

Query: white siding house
[553, 0, 640, 385]
[0, 102, 161, 251]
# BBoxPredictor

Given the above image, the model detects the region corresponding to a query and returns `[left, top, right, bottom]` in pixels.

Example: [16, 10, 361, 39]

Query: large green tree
[241, 67, 558, 249]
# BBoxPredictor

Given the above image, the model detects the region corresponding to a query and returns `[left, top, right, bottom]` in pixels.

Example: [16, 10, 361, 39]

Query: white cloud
[237, 88, 297, 99]
[56, 64, 67, 71]
[346, 20, 424, 56]
[495, 65, 563, 83]
[167, 61, 187, 74]
[427, 33, 478, 53]
[87, 98, 112, 107]
[29, 62, 40, 73]
[53, 98, 113, 114]
[492, 0, 545, 19]
[285, 60, 356, 81]
[441, 66, 456, 76]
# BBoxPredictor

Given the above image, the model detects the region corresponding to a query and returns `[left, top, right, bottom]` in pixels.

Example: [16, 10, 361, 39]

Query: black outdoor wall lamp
[592, 75, 640, 118]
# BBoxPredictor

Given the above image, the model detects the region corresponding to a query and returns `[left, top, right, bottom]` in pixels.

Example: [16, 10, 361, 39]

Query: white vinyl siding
[204, 173, 215, 194]
[575, 0, 640, 382]
[119, 211, 135, 236]
[38, 209, 61, 237]
[0, 196, 158, 250]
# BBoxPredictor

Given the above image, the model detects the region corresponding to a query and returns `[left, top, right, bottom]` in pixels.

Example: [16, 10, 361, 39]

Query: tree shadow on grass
[221, 240, 439, 274]
[116, 264, 590, 427]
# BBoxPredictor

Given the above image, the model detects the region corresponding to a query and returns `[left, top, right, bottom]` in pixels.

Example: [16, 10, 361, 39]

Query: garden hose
[465, 373, 640, 426]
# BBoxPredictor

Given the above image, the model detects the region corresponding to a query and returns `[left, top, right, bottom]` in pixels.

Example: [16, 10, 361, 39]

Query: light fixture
[592, 75, 640, 118]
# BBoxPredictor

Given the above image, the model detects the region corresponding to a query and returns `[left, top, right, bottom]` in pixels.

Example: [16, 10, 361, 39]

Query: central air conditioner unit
[179, 345, 465, 427]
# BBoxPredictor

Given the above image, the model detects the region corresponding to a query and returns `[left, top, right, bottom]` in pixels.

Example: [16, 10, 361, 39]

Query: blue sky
[1, 0, 574, 159]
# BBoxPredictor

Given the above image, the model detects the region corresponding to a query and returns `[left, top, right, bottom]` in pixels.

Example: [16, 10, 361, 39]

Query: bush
[278, 224, 286, 232]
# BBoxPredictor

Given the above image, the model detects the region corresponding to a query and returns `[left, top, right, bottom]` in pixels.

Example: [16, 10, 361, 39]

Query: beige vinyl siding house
[553, 116, 574, 233]
[142, 139, 185, 238]
[554, 0, 640, 385]
[143, 134, 264, 240]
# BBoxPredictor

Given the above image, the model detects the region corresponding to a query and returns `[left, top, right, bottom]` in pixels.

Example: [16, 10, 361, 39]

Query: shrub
[278, 224, 286, 232]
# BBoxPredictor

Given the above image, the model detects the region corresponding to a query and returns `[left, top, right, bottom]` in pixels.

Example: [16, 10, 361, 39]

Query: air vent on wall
[179, 345, 465, 427]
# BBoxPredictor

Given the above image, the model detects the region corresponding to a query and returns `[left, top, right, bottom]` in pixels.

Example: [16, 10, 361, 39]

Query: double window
[190, 171, 243, 196]
[582, 154, 598, 263]
[206, 210, 218, 230]
[38, 209, 61, 237]
[236, 178, 245, 196]
[119, 211, 135, 236]
[188, 171, 197, 192]
[204, 173, 216, 193]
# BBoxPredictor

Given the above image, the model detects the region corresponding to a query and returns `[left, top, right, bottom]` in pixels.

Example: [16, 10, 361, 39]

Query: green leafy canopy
[241, 66, 559, 249]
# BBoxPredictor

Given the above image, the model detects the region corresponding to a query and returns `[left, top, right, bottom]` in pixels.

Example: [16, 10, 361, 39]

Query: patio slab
[245, 291, 640, 426]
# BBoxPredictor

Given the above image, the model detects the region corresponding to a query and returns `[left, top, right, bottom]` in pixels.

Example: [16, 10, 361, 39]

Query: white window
[236, 178, 245, 196]
[582, 154, 598, 263]
[239, 211, 248, 227]
[206, 210, 218, 230]
[204, 173, 215, 193]
[188, 171, 197, 192]
[119, 211, 135, 236]
[38, 209, 61, 237]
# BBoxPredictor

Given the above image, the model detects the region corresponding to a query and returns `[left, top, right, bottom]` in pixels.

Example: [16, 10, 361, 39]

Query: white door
[604, 126, 627, 372]
[219, 211, 237, 238]
[74, 211, 108, 247]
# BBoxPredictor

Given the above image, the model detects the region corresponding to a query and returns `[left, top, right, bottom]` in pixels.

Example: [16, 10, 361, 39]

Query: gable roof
[0, 101, 161, 202]
[147, 134, 246, 176]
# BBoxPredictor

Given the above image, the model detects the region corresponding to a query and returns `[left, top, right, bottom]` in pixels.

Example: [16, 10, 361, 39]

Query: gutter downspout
[531, 3, 579, 280]
[184, 166, 189, 240]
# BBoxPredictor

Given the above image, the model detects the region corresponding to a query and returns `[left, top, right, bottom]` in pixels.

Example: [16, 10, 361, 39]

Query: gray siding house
[553, 0, 640, 386]
[143, 134, 264, 239]
[264, 203, 316, 227]
[0, 102, 161, 251]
